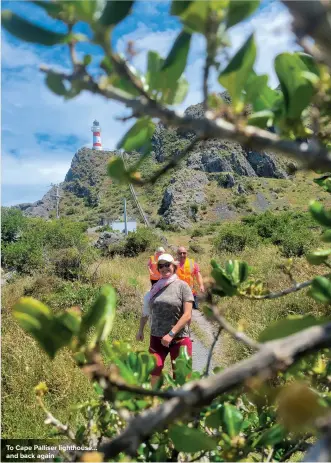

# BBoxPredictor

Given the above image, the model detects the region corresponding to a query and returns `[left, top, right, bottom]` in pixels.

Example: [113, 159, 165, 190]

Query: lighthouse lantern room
[91, 120, 102, 150]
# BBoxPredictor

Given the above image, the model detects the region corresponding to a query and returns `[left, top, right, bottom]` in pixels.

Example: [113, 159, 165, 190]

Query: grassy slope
[3, 168, 331, 439]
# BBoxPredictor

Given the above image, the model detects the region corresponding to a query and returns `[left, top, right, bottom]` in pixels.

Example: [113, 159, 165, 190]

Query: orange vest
[149, 255, 161, 281]
[177, 258, 195, 292]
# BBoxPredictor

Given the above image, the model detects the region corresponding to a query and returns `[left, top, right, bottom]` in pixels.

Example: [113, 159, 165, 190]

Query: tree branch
[241, 273, 331, 300]
[37, 396, 76, 441]
[211, 306, 261, 350]
[100, 322, 331, 459]
[203, 326, 223, 377]
[39, 64, 331, 173]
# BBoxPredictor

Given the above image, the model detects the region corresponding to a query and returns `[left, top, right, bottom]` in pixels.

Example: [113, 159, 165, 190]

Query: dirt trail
[190, 310, 223, 373]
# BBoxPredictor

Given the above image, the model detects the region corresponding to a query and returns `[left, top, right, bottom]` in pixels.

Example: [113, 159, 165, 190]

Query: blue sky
[1, 0, 299, 206]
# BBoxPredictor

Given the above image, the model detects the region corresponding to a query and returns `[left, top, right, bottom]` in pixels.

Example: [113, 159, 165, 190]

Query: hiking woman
[136, 253, 193, 386]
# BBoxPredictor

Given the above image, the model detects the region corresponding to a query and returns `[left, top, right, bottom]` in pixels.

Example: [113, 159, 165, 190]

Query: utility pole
[51, 184, 61, 219]
[123, 198, 128, 236]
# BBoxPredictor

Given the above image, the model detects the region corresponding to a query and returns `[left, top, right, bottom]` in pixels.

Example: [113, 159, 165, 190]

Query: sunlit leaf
[218, 34, 256, 106]
[308, 276, 331, 304]
[222, 403, 244, 437]
[117, 118, 155, 153]
[307, 249, 331, 265]
[80, 285, 117, 346]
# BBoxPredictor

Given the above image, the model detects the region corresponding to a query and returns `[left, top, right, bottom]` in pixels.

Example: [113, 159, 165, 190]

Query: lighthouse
[91, 119, 102, 150]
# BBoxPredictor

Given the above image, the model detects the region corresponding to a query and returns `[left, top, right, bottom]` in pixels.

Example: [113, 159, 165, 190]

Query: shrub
[124, 227, 158, 257]
[214, 223, 260, 253]
[189, 243, 204, 254]
[233, 195, 248, 209]
[1, 207, 26, 244]
[191, 227, 204, 238]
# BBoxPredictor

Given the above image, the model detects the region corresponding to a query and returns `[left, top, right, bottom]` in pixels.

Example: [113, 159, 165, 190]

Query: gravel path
[190, 310, 222, 373]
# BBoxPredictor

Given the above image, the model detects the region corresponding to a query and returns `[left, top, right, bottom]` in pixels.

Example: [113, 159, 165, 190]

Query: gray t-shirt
[150, 279, 194, 338]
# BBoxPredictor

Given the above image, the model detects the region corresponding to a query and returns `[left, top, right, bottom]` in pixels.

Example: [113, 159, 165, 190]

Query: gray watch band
[169, 330, 175, 337]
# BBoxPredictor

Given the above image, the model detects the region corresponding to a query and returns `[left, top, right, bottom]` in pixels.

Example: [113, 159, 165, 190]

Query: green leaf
[137, 352, 156, 383]
[117, 118, 155, 153]
[46, 73, 68, 96]
[162, 76, 189, 105]
[13, 297, 54, 355]
[83, 54, 92, 66]
[211, 268, 237, 296]
[2, 10, 68, 45]
[174, 345, 192, 385]
[169, 424, 217, 452]
[178, 1, 210, 33]
[322, 230, 331, 243]
[307, 249, 331, 265]
[227, 0, 260, 28]
[308, 276, 331, 304]
[218, 34, 256, 106]
[253, 424, 286, 448]
[309, 200, 331, 227]
[205, 407, 223, 428]
[259, 315, 328, 343]
[107, 157, 129, 183]
[161, 30, 191, 84]
[13, 298, 77, 359]
[80, 285, 117, 346]
[99, 0, 134, 27]
[31, 1, 64, 18]
[275, 52, 317, 120]
[171, 0, 192, 16]
[72, 1, 97, 21]
[146, 51, 164, 91]
[248, 110, 274, 128]
[222, 403, 243, 437]
[244, 73, 269, 105]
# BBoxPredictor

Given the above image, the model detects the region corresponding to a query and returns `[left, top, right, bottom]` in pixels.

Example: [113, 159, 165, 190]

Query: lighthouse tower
[91, 120, 102, 150]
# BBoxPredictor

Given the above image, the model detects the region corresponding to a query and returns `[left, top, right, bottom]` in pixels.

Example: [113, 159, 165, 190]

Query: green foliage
[1, 207, 26, 244]
[2, 217, 95, 278]
[214, 222, 260, 253]
[98, 0, 134, 27]
[117, 117, 155, 154]
[227, 0, 260, 28]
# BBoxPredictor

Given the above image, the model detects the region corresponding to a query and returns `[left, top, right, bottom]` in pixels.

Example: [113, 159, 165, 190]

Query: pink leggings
[149, 335, 192, 376]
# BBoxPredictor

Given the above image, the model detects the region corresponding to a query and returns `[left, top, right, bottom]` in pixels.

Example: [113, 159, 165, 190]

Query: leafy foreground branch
[100, 322, 331, 458]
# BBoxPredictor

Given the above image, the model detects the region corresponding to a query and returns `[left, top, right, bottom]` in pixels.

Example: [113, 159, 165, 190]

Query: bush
[124, 227, 158, 257]
[242, 211, 317, 257]
[191, 227, 204, 238]
[1, 208, 26, 244]
[189, 243, 204, 254]
[214, 223, 260, 253]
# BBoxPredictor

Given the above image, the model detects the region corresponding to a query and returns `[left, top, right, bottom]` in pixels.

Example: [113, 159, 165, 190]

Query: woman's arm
[161, 301, 192, 347]
[136, 315, 149, 341]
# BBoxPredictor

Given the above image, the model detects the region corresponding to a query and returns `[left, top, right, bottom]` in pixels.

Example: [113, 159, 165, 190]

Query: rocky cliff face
[15, 95, 291, 228]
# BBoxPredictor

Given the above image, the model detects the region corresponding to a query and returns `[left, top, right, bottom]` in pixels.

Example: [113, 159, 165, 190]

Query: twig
[280, 439, 310, 461]
[240, 273, 331, 300]
[211, 306, 261, 350]
[204, 326, 223, 377]
[266, 447, 274, 462]
[39, 65, 331, 173]
[37, 396, 76, 441]
[100, 322, 331, 458]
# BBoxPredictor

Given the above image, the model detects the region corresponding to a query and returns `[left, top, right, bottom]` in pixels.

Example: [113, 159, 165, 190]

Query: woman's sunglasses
[158, 263, 171, 269]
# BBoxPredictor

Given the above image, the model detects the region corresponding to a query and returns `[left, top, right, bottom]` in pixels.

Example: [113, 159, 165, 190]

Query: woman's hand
[136, 331, 144, 341]
[161, 334, 172, 347]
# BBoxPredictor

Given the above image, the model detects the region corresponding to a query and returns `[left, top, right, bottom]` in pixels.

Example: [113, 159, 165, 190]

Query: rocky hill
[15, 97, 310, 229]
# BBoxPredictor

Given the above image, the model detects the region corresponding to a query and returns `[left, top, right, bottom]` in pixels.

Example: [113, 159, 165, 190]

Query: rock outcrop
[159, 168, 208, 229]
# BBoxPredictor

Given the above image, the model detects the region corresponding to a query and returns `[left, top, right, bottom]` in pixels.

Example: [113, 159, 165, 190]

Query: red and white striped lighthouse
[91, 119, 102, 150]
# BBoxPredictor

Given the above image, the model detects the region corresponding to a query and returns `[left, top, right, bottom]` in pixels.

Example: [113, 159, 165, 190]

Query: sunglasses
[158, 263, 171, 269]
[178, 252, 187, 255]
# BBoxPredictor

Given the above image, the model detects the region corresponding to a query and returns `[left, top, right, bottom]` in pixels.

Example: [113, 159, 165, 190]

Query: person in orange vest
[148, 247, 165, 287]
[176, 246, 205, 309]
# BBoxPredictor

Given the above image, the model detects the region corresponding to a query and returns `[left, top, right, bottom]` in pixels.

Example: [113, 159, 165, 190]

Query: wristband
[168, 330, 175, 338]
